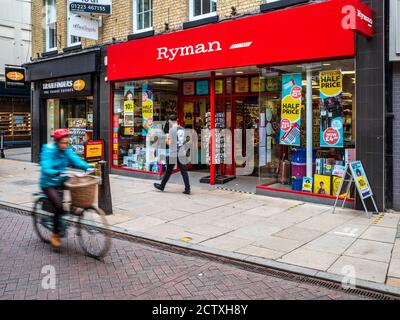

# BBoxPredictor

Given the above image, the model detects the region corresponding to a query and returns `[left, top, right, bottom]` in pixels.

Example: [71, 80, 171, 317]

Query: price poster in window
[279, 73, 302, 146]
[215, 79, 223, 94]
[142, 84, 154, 136]
[123, 100, 134, 130]
[319, 70, 343, 148]
[183, 81, 195, 95]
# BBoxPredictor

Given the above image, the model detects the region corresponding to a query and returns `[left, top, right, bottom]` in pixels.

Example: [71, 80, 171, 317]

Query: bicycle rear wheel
[76, 206, 111, 259]
[32, 198, 53, 243]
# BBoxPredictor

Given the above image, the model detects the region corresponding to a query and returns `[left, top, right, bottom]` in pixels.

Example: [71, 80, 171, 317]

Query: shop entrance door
[233, 96, 259, 176]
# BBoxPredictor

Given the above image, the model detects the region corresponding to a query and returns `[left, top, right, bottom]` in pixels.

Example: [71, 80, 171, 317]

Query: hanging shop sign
[68, 13, 99, 40]
[342, 0, 373, 38]
[69, 0, 112, 15]
[319, 70, 343, 148]
[41, 75, 92, 98]
[5, 66, 26, 88]
[108, 0, 373, 81]
[279, 73, 302, 146]
[141, 84, 154, 136]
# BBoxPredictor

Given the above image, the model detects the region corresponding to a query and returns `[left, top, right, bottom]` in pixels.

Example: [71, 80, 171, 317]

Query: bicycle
[32, 171, 111, 259]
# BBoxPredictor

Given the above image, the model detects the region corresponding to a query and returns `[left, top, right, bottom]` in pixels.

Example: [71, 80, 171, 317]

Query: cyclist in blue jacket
[39, 128, 93, 248]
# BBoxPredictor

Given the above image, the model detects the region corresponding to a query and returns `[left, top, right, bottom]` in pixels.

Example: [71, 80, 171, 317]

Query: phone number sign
[69, 0, 112, 15]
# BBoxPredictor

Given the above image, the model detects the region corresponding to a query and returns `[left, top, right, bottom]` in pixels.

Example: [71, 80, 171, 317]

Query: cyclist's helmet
[53, 128, 69, 141]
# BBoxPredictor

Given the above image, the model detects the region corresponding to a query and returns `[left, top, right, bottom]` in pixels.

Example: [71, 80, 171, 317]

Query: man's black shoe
[183, 189, 191, 195]
[154, 183, 164, 191]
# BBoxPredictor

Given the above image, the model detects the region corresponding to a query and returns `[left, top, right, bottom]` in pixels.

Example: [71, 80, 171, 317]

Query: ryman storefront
[105, 0, 387, 211]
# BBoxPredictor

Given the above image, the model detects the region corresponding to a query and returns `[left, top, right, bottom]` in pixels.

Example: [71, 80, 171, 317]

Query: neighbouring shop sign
[68, 13, 99, 40]
[41, 75, 92, 98]
[319, 70, 343, 148]
[279, 73, 302, 146]
[69, 0, 112, 15]
[108, 0, 373, 81]
[5, 66, 26, 88]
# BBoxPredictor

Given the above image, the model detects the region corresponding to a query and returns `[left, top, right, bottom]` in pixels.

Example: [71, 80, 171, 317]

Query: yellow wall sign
[85, 140, 104, 162]
[73, 79, 86, 91]
[6, 71, 24, 81]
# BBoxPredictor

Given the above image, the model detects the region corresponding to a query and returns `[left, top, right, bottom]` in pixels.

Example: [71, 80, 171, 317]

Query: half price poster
[319, 70, 344, 148]
[279, 73, 302, 146]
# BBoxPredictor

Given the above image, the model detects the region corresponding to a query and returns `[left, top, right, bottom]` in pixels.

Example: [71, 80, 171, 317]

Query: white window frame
[67, 1, 81, 47]
[45, 0, 57, 52]
[189, 0, 217, 22]
[133, 0, 153, 34]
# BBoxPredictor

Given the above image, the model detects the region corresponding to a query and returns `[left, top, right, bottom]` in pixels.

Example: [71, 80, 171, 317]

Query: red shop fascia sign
[107, 0, 373, 81]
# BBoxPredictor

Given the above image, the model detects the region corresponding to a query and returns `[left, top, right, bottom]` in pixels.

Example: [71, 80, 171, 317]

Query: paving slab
[150, 210, 193, 222]
[372, 214, 400, 229]
[227, 224, 284, 241]
[388, 259, 400, 279]
[328, 256, 388, 283]
[211, 213, 266, 229]
[181, 224, 232, 238]
[272, 226, 324, 243]
[114, 216, 167, 231]
[304, 234, 357, 255]
[234, 245, 285, 260]
[278, 248, 339, 271]
[240, 205, 287, 218]
[329, 223, 369, 238]
[344, 239, 393, 263]
[393, 240, 400, 259]
[296, 214, 352, 232]
[386, 277, 400, 288]
[255, 236, 304, 252]
[359, 226, 397, 243]
[200, 235, 254, 252]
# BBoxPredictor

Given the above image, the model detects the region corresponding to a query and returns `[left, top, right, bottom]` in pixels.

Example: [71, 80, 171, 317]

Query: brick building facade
[26, 1, 391, 211]
[31, 0, 265, 58]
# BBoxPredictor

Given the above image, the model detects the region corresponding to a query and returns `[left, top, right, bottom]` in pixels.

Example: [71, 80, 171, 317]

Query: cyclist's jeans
[42, 187, 64, 235]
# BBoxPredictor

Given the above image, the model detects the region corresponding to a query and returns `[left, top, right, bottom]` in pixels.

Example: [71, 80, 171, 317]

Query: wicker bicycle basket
[64, 176, 100, 209]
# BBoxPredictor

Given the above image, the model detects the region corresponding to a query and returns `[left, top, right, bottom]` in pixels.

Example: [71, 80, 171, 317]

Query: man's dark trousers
[160, 156, 190, 191]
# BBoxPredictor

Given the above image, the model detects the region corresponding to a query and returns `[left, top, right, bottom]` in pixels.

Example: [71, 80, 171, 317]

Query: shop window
[112, 79, 178, 172]
[257, 59, 356, 199]
[67, 1, 80, 47]
[133, 0, 153, 33]
[46, 97, 94, 157]
[189, 0, 217, 21]
[45, 0, 57, 52]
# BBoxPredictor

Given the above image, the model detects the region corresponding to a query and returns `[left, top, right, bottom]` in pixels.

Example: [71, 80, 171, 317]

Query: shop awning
[107, 0, 373, 81]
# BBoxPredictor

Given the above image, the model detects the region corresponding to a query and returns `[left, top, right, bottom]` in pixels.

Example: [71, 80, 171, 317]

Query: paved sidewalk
[1, 159, 399, 293]
[0, 209, 365, 300]
[2, 147, 31, 162]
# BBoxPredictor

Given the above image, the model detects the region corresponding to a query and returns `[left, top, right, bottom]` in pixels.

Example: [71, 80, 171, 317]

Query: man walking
[154, 114, 191, 194]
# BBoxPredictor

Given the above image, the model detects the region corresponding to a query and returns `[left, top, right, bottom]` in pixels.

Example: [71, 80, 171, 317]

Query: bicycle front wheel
[76, 206, 111, 259]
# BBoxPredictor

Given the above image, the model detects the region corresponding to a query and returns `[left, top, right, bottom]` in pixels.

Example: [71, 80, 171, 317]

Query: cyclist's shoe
[50, 234, 61, 248]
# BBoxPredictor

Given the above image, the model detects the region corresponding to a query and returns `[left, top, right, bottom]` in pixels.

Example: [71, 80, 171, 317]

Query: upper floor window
[189, 0, 217, 21]
[45, 0, 57, 51]
[67, 1, 80, 47]
[133, 0, 153, 33]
